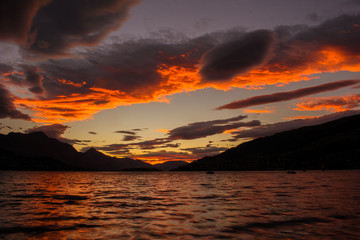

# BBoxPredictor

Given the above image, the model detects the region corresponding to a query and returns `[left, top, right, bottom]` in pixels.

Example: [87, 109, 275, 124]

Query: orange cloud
[157, 128, 170, 133]
[294, 94, 360, 112]
[243, 109, 274, 114]
[58, 79, 86, 88]
[15, 87, 165, 123]
[1, 72, 14, 76]
[14, 47, 360, 123]
[223, 129, 239, 134]
[10, 13, 360, 124]
[155, 64, 201, 93]
[158, 48, 360, 94]
[14, 64, 202, 123]
[212, 48, 360, 90]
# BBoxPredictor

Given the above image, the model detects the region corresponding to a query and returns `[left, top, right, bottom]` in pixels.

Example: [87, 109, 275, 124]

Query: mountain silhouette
[0, 131, 84, 170]
[0, 132, 153, 171]
[153, 161, 188, 171]
[83, 147, 153, 170]
[176, 114, 360, 171]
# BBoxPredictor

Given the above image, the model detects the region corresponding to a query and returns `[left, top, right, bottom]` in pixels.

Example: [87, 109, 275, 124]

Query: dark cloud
[100, 115, 260, 155]
[25, 0, 139, 56]
[131, 128, 145, 131]
[25, 123, 84, 144]
[91, 52, 161, 95]
[0, 0, 50, 43]
[0, 124, 14, 131]
[108, 149, 131, 155]
[122, 135, 141, 141]
[163, 143, 181, 148]
[182, 146, 228, 156]
[4, 65, 45, 94]
[168, 115, 260, 140]
[37, 14, 360, 100]
[89, 131, 97, 135]
[114, 130, 142, 141]
[0, 0, 139, 56]
[85, 37, 212, 95]
[95, 115, 263, 158]
[96, 143, 130, 152]
[302, 14, 360, 55]
[115, 130, 136, 135]
[221, 138, 238, 143]
[35, 37, 209, 99]
[9, 14, 360, 122]
[134, 138, 173, 150]
[0, 63, 14, 74]
[273, 24, 308, 42]
[270, 14, 360, 69]
[23, 66, 45, 94]
[200, 30, 275, 81]
[230, 110, 360, 140]
[0, 83, 31, 120]
[217, 79, 360, 110]
[96, 137, 174, 154]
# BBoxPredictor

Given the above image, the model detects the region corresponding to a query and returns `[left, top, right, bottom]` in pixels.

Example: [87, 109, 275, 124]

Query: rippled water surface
[0, 171, 359, 239]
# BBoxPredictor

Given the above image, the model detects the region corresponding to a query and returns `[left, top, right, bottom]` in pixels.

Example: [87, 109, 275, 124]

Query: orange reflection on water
[14, 172, 97, 239]
[1, 171, 360, 239]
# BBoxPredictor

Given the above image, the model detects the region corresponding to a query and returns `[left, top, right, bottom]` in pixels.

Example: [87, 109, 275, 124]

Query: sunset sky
[1, 0, 360, 164]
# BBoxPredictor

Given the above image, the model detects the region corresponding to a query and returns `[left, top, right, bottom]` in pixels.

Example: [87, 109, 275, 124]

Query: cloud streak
[294, 94, 360, 112]
[115, 130, 137, 135]
[167, 115, 260, 140]
[217, 79, 359, 110]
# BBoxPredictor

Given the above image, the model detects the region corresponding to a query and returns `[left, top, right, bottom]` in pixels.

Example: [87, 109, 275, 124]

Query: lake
[0, 171, 359, 239]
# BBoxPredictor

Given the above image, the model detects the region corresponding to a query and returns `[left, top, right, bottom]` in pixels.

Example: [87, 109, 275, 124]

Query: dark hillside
[177, 114, 360, 171]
